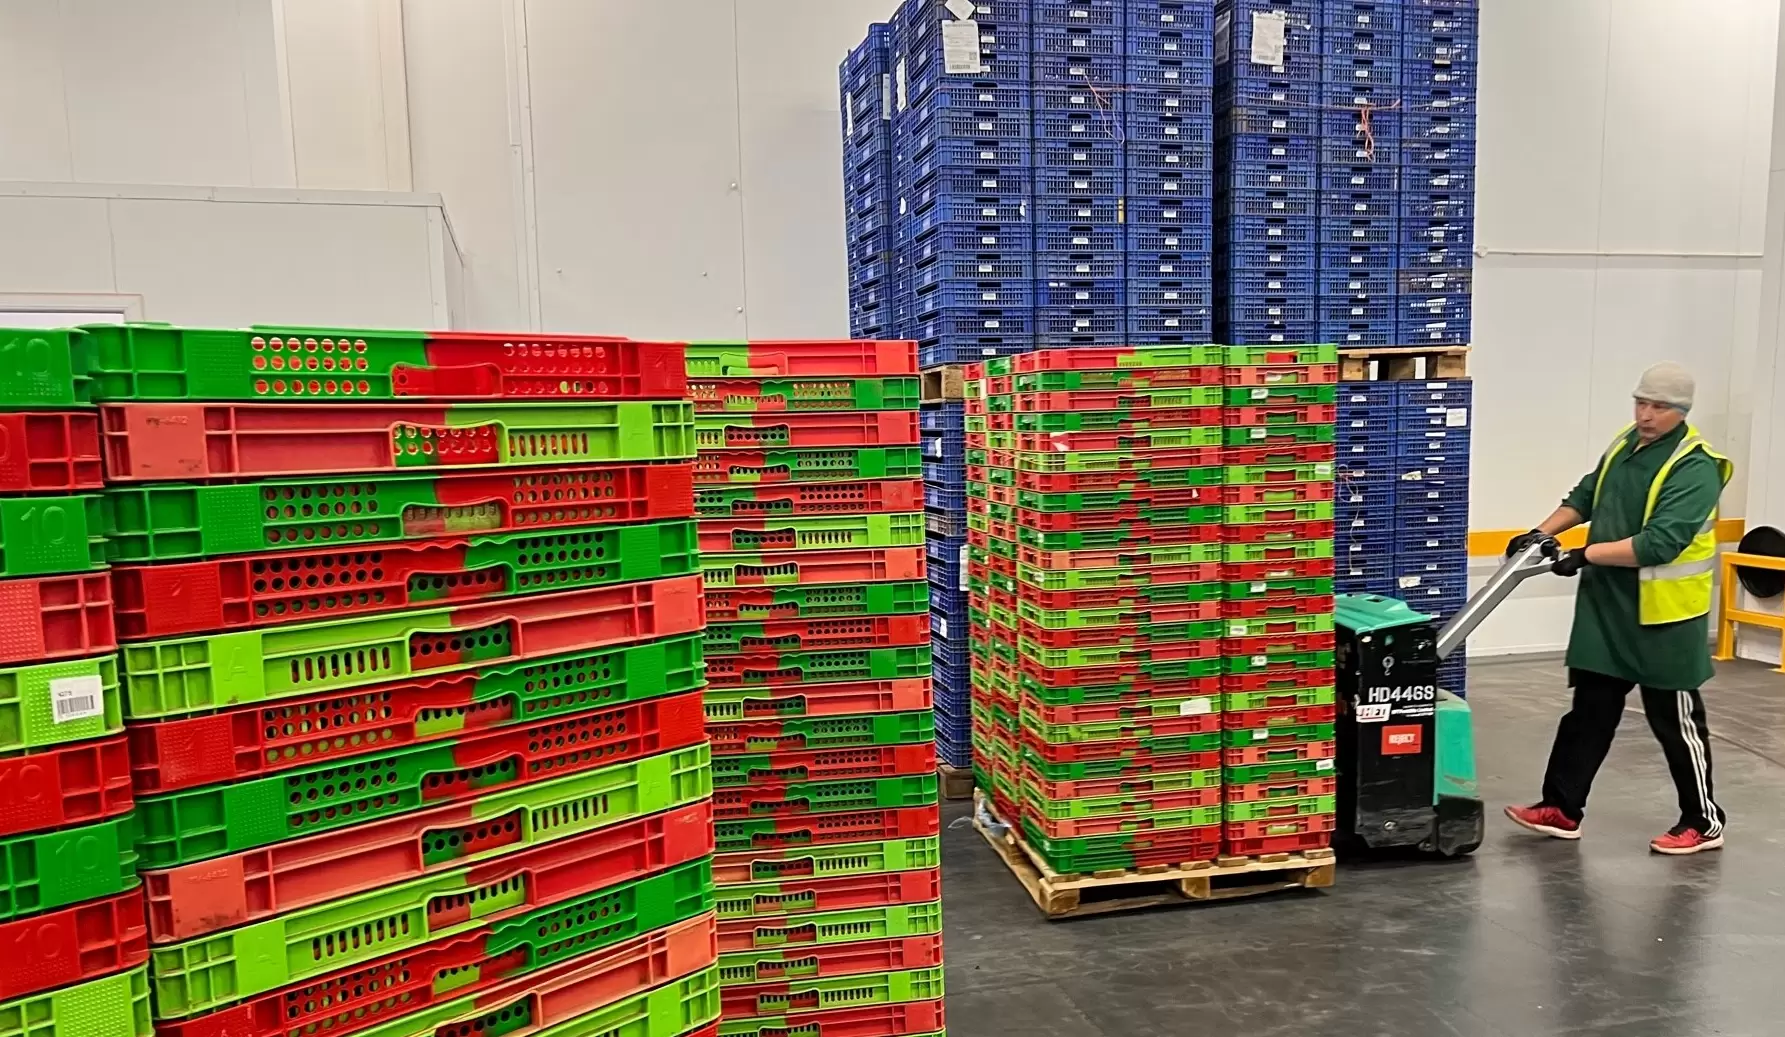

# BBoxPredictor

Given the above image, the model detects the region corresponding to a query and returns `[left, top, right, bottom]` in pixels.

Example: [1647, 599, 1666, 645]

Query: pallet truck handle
[1434, 537, 1561, 661]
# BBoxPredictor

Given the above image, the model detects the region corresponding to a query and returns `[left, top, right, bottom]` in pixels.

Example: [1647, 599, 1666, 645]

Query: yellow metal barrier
[1713, 551, 1785, 674]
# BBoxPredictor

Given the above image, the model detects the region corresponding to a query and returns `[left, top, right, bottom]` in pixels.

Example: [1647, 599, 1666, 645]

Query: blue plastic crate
[1400, 316, 1470, 346]
[1130, 307, 1213, 335]
[905, 55, 1032, 103]
[1127, 58, 1218, 90]
[930, 584, 969, 618]
[1224, 297, 1316, 324]
[1320, 272, 1395, 300]
[1402, 110, 1477, 145]
[1130, 0, 1215, 32]
[1219, 321, 1319, 345]
[1322, 0, 1401, 31]
[1336, 499, 1396, 540]
[908, 140, 1031, 180]
[912, 279, 1033, 313]
[1397, 380, 1472, 409]
[1404, 5, 1478, 38]
[1128, 329, 1216, 345]
[922, 436, 966, 464]
[1034, 141, 1126, 171]
[1035, 0, 1122, 28]
[1437, 657, 1467, 698]
[1229, 271, 1315, 297]
[1038, 252, 1123, 280]
[1403, 139, 1476, 168]
[1318, 192, 1395, 221]
[928, 528, 967, 558]
[1034, 82, 1123, 115]
[1395, 579, 1467, 611]
[1398, 403, 1472, 435]
[1220, 0, 1317, 47]
[848, 229, 891, 264]
[1128, 225, 1213, 253]
[1129, 28, 1215, 62]
[1038, 307, 1125, 335]
[1320, 138, 1399, 166]
[1228, 163, 1317, 192]
[1406, 34, 1476, 68]
[1319, 295, 1394, 324]
[1130, 195, 1215, 225]
[1227, 213, 1316, 245]
[906, 168, 1030, 208]
[1128, 143, 1214, 173]
[935, 731, 972, 769]
[1217, 244, 1317, 273]
[905, 107, 1032, 149]
[1401, 165, 1472, 197]
[907, 77, 1029, 113]
[1321, 325, 1395, 347]
[1033, 24, 1126, 57]
[914, 308, 1033, 340]
[1036, 168, 1124, 197]
[1037, 330, 1129, 347]
[1216, 79, 1318, 108]
[1130, 252, 1215, 280]
[1126, 112, 1216, 144]
[1403, 62, 1478, 93]
[1129, 281, 1213, 308]
[912, 254, 1032, 285]
[905, 223, 1032, 257]
[1033, 52, 1124, 86]
[1338, 380, 1397, 405]
[1399, 267, 1472, 295]
[1129, 90, 1215, 119]
[851, 256, 892, 290]
[927, 510, 968, 540]
[1319, 221, 1396, 247]
[1320, 163, 1399, 193]
[1402, 294, 1472, 326]
[1397, 445, 1471, 476]
[1322, 53, 1402, 86]
[1321, 27, 1403, 60]
[1400, 244, 1472, 271]
[1037, 279, 1125, 307]
[1035, 111, 1127, 144]
[1221, 188, 1315, 218]
[1319, 245, 1397, 274]
[1337, 405, 1396, 438]
[1219, 133, 1318, 165]
[924, 457, 968, 483]
[1037, 196, 1122, 223]
[921, 402, 966, 429]
[1319, 109, 1402, 143]
[919, 339, 1033, 366]
[1223, 107, 1318, 137]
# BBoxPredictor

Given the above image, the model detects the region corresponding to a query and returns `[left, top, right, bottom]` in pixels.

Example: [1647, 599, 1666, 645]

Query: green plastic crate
[1, 653, 122, 753]
[697, 446, 923, 484]
[1020, 708, 1225, 747]
[1223, 501, 1335, 524]
[710, 711, 934, 762]
[984, 355, 1018, 376]
[1224, 344, 1338, 366]
[1, 814, 139, 922]
[705, 644, 932, 687]
[705, 513, 925, 552]
[721, 775, 938, 816]
[1018, 385, 1224, 409]
[134, 739, 711, 871]
[1028, 694, 1218, 723]
[714, 837, 940, 887]
[1224, 650, 1336, 675]
[1223, 461, 1335, 485]
[1018, 560, 1222, 591]
[0, 327, 94, 409]
[1020, 741, 1222, 782]
[693, 376, 919, 412]
[1224, 577, 1336, 600]
[1021, 776, 1221, 820]
[370, 967, 721, 1037]
[715, 900, 942, 953]
[1222, 722, 1336, 747]
[0, 966, 152, 1037]
[85, 324, 422, 401]
[1020, 674, 1218, 708]
[1224, 614, 1334, 637]
[0, 495, 108, 578]
[1224, 794, 1337, 823]
[717, 965, 944, 1018]
[1011, 447, 1213, 474]
[1012, 367, 1216, 393]
[1022, 767, 1219, 797]
[1018, 817, 1219, 873]
[148, 859, 716, 1019]
[1223, 424, 1338, 449]
[1013, 409, 1222, 434]
[1019, 633, 1225, 670]
[1221, 539, 1335, 564]
[704, 580, 927, 620]
[1224, 383, 1339, 406]
[1225, 758, 1337, 784]
[1017, 485, 1224, 514]
[1020, 601, 1224, 634]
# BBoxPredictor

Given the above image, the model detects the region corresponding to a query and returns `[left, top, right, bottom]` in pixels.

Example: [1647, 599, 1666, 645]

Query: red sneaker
[1503, 804, 1581, 840]
[1649, 826, 1724, 855]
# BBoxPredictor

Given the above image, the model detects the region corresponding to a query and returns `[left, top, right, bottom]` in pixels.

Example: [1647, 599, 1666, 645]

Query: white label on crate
[942, 20, 985, 74]
[936, 617, 949, 639]
[1398, 575, 1423, 589]
[1251, 428, 1266, 440]
[51, 674, 104, 724]
[1446, 408, 1469, 428]
[959, 545, 969, 590]
[1357, 703, 1392, 724]
[844, 92, 855, 136]
[1251, 388, 1269, 400]
[1316, 758, 1336, 771]
[1250, 11, 1288, 66]
[1180, 698, 1213, 716]
[1252, 654, 1269, 668]
[1161, 11, 1176, 24]
[1229, 622, 1249, 637]
[1315, 463, 1333, 477]
[895, 59, 908, 110]
[946, 0, 977, 19]
[1253, 729, 1269, 741]
[881, 73, 893, 120]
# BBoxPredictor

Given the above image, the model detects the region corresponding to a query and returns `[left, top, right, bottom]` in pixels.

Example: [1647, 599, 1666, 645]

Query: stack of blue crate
[1031, 1, 1127, 347]
[1127, 0, 1217, 344]
[893, 0, 1036, 366]
[843, 24, 896, 339]
[1396, 378, 1471, 692]
[1214, 0, 1319, 344]
[1399, 0, 1476, 345]
[924, 404, 972, 767]
[1317, 0, 1400, 347]
[1334, 380, 1397, 596]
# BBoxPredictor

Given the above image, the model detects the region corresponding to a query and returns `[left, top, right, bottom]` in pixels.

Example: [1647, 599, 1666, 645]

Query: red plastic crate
[1223, 739, 1338, 767]
[1225, 702, 1338, 730]
[1015, 466, 1224, 493]
[703, 546, 925, 590]
[1022, 405, 1223, 430]
[0, 888, 148, 1000]
[1222, 593, 1337, 620]
[985, 412, 1012, 431]
[128, 647, 706, 792]
[692, 340, 916, 377]
[1221, 667, 1336, 694]
[1017, 563, 1223, 593]
[1014, 430, 1223, 453]
[0, 735, 134, 839]
[1015, 508, 1220, 536]
[1021, 795, 1222, 839]
[709, 615, 930, 655]
[1020, 585, 1223, 615]
[1223, 557, 1336, 581]
[111, 518, 696, 641]
[1221, 482, 1335, 505]
[697, 479, 922, 516]
[704, 678, 933, 721]
[1223, 403, 1338, 425]
[716, 869, 940, 932]
[0, 572, 116, 663]
[720, 934, 944, 985]
[1225, 443, 1337, 465]
[1222, 363, 1340, 386]
[141, 791, 712, 944]
[1018, 756, 1222, 800]
[715, 807, 940, 854]
[715, 744, 937, 786]
[698, 411, 919, 448]
[153, 907, 717, 1037]
[0, 411, 104, 492]
[713, 1000, 945, 1037]
[984, 482, 1015, 505]
[1017, 546, 1220, 577]
[1020, 648, 1225, 689]
[1226, 631, 1337, 656]
[1022, 734, 1218, 766]
[1226, 775, 1338, 802]
[1223, 814, 1337, 841]
[1010, 349, 1218, 375]
[1028, 691, 1220, 727]
[1014, 389, 1222, 413]
[1019, 620, 1223, 653]
[1223, 829, 1333, 857]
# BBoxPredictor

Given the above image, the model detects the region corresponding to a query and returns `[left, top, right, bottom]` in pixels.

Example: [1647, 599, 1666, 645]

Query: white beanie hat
[1633, 362, 1694, 412]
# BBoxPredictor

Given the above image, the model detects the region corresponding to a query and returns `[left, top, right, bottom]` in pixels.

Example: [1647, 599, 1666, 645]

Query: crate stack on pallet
[0, 328, 149, 1035]
[923, 399, 972, 770]
[687, 340, 946, 1037]
[1214, 0, 1320, 346]
[1394, 377, 1471, 693]
[87, 324, 721, 1037]
[1318, 0, 1401, 347]
[844, 24, 897, 342]
[1220, 343, 1340, 856]
[974, 346, 1237, 873]
[1127, 0, 1219, 346]
[892, 0, 1035, 367]
[1398, 0, 1476, 346]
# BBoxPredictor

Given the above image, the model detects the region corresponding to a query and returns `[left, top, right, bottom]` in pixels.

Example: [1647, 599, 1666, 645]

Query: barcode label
[51, 674, 105, 723]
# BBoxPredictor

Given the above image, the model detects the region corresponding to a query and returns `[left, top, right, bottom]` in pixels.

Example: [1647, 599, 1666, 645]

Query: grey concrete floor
[939, 656, 1785, 1037]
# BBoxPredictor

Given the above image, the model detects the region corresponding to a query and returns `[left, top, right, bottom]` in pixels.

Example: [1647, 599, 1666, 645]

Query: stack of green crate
[1220, 343, 1341, 857]
[89, 322, 722, 1037]
[687, 340, 945, 1037]
[962, 359, 1021, 819]
[0, 326, 149, 1036]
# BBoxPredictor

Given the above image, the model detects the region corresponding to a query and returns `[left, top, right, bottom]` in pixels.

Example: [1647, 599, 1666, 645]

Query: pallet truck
[1333, 537, 1563, 857]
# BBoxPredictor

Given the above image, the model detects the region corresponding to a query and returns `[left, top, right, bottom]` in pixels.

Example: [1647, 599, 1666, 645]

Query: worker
[1502, 362, 1734, 855]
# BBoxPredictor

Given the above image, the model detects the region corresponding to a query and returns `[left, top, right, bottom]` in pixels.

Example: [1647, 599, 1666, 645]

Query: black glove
[1551, 548, 1590, 577]
[1505, 528, 1547, 559]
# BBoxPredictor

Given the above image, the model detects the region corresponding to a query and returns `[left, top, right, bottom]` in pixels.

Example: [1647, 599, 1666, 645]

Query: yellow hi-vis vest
[1591, 423, 1734, 625]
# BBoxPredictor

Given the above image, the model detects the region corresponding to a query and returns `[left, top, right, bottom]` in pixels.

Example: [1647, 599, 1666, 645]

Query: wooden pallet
[939, 764, 974, 801]
[921, 365, 966, 404]
[972, 791, 1336, 920]
[1338, 345, 1470, 382]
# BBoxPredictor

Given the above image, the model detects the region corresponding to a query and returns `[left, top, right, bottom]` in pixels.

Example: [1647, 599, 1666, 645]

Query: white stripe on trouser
[1676, 690, 1723, 837]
